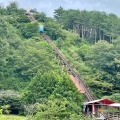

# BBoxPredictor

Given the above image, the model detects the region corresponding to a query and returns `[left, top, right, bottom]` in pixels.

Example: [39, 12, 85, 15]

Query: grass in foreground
[0, 115, 26, 120]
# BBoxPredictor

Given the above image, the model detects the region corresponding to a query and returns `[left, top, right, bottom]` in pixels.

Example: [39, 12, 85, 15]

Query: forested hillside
[0, 1, 120, 120]
[53, 7, 120, 98]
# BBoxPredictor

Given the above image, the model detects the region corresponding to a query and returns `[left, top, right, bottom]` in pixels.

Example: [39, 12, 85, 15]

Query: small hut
[83, 98, 120, 120]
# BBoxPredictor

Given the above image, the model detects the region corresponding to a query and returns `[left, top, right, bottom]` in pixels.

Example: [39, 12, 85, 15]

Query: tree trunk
[82, 24, 84, 39]
[78, 24, 81, 37]
[110, 36, 113, 43]
[99, 29, 101, 41]
[111, 36, 113, 43]
[83, 27, 86, 37]
[90, 28, 92, 37]
[72, 20, 74, 30]
[102, 32, 104, 40]
[79, 24, 81, 35]
[94, 28, 97, 43]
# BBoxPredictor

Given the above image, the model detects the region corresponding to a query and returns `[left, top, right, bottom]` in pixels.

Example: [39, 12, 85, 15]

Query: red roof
[84, 98, 115, 105]
[100, 99, 115, 104]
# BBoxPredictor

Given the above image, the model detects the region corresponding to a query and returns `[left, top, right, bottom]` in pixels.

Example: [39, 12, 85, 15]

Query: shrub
[0, 90, 23, 114]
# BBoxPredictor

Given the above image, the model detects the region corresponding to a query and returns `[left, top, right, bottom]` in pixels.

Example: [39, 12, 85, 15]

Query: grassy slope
[0, 115, 26, 120]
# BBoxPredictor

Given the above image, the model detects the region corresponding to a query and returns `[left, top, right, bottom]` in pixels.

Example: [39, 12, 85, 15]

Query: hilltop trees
[44, 20, 65, 40]
[6, 1, 18, 15]
[54, 8, 120, 43]
[54, 6, 64, 23]
[53, 7, 120, 97]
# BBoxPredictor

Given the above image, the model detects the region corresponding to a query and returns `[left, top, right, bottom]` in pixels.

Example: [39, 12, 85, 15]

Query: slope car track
[26, 12, 95, 101]
[42, 33, 95, 101]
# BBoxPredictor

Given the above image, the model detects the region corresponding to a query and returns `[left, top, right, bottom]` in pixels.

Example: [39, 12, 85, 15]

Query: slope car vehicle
[39, 25, 44, 33]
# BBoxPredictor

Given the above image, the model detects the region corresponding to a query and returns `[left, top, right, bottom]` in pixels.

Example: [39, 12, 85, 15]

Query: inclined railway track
[26, 12, 95, 101]
[42, 33, 94, 101]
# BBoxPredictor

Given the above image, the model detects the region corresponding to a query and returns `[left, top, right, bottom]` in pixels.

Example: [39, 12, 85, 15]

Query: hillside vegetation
[0, 1, 120, 119]
[53, 7, 120, 98]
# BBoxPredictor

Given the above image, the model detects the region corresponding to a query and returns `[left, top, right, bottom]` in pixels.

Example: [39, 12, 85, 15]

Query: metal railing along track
[26, 13, 95, 101]
[42, 33, 95, 101]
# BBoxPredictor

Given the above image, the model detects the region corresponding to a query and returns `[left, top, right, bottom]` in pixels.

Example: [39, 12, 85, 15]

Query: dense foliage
[0, 90, 22, 114]
[53, 7, 120, 98]
[54, 7, 120, 43]
[0, 1, 120, 119]
[0, 17, 60, 90]
[23, 71, 84, 119]
[28, 101, 89, 120]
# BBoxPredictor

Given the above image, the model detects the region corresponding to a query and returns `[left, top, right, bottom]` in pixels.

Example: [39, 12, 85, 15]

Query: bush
[0, 90, 23, 114]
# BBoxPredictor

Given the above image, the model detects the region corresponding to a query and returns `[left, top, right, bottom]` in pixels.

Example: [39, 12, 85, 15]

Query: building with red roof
[83, 98, 120, 120]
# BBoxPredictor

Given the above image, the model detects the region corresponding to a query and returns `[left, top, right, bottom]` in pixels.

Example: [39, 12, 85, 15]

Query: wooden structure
[83, 99, 120, 120]
[69, 75, 85, 94]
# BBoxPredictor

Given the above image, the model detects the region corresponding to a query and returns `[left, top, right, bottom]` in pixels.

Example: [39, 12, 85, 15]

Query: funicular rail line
[42, 33, 94, 101]
[26, 13, 95, 101]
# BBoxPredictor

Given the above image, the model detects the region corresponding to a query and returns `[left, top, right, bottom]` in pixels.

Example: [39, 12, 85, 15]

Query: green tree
[0, 90, 22, 114]
[45, 21, 63, 40]
[6, 1, 18, 15]
[85, 40, 120, 96]
[34, 12, 47, 22]
[32, 99, 69, 120]
[0, 4, 6, 15]
[23, 71, 84, 113]
[54, 6, 64, 23]
[22, 22, 39, 38]
[28, 99, 89, 120]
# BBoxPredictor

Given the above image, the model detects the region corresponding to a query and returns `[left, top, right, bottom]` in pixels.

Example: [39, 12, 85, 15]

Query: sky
[0, 0, 120, 17]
